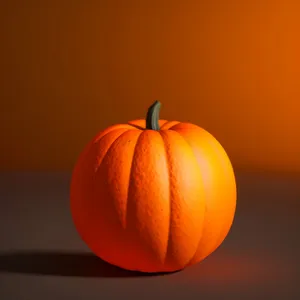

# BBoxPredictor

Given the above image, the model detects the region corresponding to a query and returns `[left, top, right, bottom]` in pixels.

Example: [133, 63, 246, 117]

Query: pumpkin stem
[146, 100, 161, 130]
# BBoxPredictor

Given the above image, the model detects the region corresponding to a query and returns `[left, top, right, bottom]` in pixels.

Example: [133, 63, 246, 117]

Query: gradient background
[1, 0, 300, 173]
[0, 1, 300, 300]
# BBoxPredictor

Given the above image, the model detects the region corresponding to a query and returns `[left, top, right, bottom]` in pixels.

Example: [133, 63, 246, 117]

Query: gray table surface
[0, 171, 299, 300]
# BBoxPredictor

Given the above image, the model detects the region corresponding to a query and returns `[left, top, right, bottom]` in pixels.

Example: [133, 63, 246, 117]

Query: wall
[1, 0, 300, 172]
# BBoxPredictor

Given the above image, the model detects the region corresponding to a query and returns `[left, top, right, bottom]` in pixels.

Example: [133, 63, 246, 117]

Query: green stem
[146, 100, 161, 130]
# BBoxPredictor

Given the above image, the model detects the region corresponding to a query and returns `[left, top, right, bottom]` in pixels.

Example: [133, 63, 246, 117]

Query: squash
[70, 101, 236, 273]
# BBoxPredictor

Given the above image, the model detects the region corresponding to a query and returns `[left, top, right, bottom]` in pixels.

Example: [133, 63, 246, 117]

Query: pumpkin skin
[70, 103, 236, 273]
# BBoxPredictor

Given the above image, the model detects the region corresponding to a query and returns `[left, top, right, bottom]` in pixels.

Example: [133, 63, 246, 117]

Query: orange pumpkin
[70, 101, 236, 273]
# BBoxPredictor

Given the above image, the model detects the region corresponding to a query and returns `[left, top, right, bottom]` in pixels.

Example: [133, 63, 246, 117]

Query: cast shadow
[0, 250, 171, 278]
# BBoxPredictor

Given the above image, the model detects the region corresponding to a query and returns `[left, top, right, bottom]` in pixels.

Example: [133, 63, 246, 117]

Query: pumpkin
[70, 101, 236, 273]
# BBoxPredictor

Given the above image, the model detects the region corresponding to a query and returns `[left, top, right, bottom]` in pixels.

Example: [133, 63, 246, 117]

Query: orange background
[1, 0, 299, 172]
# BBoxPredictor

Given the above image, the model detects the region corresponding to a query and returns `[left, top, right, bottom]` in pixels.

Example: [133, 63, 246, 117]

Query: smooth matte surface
[2, 1, 300, 173]
[0, 171, 299, 299]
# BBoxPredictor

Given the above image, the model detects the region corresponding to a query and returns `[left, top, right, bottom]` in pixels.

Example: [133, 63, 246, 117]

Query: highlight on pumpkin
[70, 101, 237, 273]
